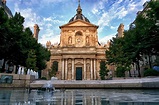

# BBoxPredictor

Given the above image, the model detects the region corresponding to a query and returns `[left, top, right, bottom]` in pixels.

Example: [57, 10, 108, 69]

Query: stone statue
[68, 37, 72, 44]
[46, 41, 51, 48]
[86, 36, 89, 44]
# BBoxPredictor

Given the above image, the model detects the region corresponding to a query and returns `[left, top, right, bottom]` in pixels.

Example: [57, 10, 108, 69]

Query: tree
[105, 0, 159, 77]
[116, 66, 125, 77]
[0, 9, 51, 74]
[99, 61, 108, 80]
[49, 61, 58, 78]
[0, 11, 25, 72]
[106, 36, 132, 77]
[26, 49, 37, 71]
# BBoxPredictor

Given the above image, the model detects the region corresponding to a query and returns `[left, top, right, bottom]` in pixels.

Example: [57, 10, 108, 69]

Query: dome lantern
[68, 0, 90, 23]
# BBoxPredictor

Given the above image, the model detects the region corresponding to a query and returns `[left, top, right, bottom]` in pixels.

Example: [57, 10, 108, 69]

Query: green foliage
[49, 61, 58, 77]
[116, 66, 126, 77]
[99, 61, 108, 80]
[0, 8, 51, 73]
[154, 56, 159, 66]
[41, 77, 47, 80]
[26, 49, 37, 71]
[36, 43, 51, 70]
[0, 68, 2, 73]
[144, 68, 159, 76]
[105, 0, 159, 77]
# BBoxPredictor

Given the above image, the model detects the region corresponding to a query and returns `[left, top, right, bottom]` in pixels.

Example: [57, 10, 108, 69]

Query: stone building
[45, 2, 109, 80]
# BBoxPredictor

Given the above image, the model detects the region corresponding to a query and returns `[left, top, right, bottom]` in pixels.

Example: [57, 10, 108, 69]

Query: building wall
[45, 20, 107, 80]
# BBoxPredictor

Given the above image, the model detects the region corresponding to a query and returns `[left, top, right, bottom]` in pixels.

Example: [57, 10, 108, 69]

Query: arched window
[52, 61, 58, 72]
[75, 31, 82, 36]
[49, 61, 58, 77]
[75, 31, 83, 46]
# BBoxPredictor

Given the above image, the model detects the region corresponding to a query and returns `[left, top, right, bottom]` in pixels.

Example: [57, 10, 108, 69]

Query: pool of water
[0, 89, 159, 105]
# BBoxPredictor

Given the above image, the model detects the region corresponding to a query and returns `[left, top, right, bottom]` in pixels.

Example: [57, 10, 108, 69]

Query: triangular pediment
[60, 20, 98, 28]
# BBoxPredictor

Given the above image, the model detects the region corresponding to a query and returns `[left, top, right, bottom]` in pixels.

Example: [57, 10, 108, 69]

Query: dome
[69, 14, 90, 23]
[68, 2, 90, 23]
[0, 0, 13, 18]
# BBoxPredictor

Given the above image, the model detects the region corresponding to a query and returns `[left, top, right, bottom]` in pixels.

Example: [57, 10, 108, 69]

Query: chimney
[33, 24, 40, 41]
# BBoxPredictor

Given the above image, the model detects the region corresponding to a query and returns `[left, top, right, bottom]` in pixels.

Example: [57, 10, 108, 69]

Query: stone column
[72, 59, 74, 80]
[62, 59, 65, 80]
[84, 59, 86, 80]
[91, 59, 93, 80]
[94, 59, 96, 80]
[65, 59, 67, 80]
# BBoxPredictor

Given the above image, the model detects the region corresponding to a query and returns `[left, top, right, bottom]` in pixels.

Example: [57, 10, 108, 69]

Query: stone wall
[0, 73, 35, 88]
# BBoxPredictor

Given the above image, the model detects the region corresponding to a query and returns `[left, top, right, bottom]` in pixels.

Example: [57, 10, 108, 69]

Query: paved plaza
[30, 77, 159, 89]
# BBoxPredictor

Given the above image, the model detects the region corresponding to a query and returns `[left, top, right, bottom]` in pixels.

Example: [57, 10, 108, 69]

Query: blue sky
[7, 0, 149, 45]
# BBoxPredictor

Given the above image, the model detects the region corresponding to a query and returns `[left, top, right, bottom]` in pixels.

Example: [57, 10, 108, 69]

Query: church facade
[45, 2, 108, 80]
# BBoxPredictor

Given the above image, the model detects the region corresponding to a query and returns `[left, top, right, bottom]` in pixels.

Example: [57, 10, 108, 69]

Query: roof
[0, 1, 13, 18]
[68, 2, 90, 23]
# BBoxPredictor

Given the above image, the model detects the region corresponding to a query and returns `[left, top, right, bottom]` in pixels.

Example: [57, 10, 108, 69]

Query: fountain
[17, 67, 21, 74]
[38, 81, 55, 92]
[21, 67, 24, 75]
[27, 69, 30, 75]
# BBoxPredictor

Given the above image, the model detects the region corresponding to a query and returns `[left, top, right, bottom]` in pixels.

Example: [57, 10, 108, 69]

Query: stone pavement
[30, 77, 159, 89]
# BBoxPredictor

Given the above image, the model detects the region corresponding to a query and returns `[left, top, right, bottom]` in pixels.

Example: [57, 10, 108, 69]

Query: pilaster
[72, 59, 75, 80]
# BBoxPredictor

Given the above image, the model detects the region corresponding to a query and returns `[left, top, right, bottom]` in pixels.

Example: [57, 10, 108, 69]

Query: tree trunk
[129, 70, 132, 77]
[136, 61, 141, 77]
[148, 54, 152, 68]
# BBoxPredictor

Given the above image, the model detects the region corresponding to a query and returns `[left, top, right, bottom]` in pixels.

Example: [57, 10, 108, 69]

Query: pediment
[60, 20, 98, 28]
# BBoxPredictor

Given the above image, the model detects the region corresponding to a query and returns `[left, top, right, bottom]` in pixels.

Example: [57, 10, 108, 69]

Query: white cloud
[116, 7, 128, 19]
[13, 3, 64, 45]
[97, 12, 110, 32]
[92, 0, 148, 35]
[99, 33, 116, 44]
[44, 17, 53, 22]
[92, 8, 98, 15]
[14, 3, 42, 29]
[110, 26, 116, 29]
[10, 0, 150, 46]
[41, 0, 68, 4]
[39, 34, 60, 45]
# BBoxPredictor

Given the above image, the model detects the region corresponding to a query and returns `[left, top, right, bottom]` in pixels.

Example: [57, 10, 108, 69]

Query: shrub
[41, 77, 47, 80]
[144, 68, 159, 76]
[116, 66, 126, 77]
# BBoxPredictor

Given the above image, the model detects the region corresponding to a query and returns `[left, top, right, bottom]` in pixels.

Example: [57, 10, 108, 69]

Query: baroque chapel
[45, 1, 109, 80]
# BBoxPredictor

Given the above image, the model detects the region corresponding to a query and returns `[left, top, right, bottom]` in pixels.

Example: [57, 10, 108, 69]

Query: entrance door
[76, 67, 82, 80]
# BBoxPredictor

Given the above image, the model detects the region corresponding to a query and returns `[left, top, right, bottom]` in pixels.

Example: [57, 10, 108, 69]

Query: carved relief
[75, 31, 83, 47]
[68, 36, 72, 44]
[86, 36, 89, 46]
[46, 41, 51, 48]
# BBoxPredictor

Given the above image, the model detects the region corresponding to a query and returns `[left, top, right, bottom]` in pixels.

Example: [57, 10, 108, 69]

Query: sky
[6, 0, 149, 45]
